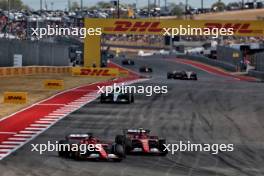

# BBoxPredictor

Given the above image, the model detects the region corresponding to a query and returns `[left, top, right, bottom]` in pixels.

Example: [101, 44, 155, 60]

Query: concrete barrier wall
[255, 52, 264, 72]
[0, 39, 70, 67]
[177, 54, 237, 72]
[248, 70, 264, 80]
[248, 52, 264, 79]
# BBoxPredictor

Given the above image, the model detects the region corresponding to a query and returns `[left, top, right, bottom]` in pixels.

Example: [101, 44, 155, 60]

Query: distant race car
[115, 128, 168, 156]
[100, 89, 134, 104]
[122, 59, 135, 65]
[167, 71, 197, 80]
[139, 66, 153, 73]
[58, 133, 125, 162]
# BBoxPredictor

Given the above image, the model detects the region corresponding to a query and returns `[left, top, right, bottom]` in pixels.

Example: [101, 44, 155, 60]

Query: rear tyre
[124, 138, 132, 153]
[158, 139, 168, 156]
[100, 94, 105, 103]
[131, 94, 135, 103]
[114, 144, 125, 158]
[58, 140, 69, 158]
[115, 135, 126, 145]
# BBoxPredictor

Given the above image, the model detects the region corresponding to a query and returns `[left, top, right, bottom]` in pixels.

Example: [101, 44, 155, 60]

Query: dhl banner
[72, 67, 119, 77]
[119, 70, 129, 77]
[85, 18, 264, 36]
[43, 80, 64, 90]
[84, 18, 264, 67]
[4, 92, 28, 104]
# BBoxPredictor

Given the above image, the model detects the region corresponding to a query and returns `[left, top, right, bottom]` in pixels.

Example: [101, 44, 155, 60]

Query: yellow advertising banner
[72, 67, 119, 77]
[84, 18, 264, 67]
[0, 66, 72, 77]
[4, 92, 28, 104]
[85, 18, 264, 36]
[43, 80, 64, 90]
[119, 70, 129, 77]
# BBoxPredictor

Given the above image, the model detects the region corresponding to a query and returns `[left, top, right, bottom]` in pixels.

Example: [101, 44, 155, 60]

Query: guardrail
[0, 66, 72, 77]
[248, 70, 264, 80]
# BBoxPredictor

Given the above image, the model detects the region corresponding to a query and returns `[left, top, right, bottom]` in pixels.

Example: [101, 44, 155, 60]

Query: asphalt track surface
[1, 57, 264, 176]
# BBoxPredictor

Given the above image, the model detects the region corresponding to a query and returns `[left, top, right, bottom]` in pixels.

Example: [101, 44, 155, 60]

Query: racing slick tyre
[131, 94, 135, 103]
[58, 140, 69, 158]
[100, 94, 106, 103]
[126, 94, 134, 104]
[167, 73, 173, 79]
[124, 138, 132, 153]
[158, 139, 168, 156]
[115, 135, 126, 145]
[112, 144, 125, 161]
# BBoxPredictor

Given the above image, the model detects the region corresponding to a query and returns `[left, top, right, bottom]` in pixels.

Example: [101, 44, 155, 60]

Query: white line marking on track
[25, 127, 44, 130]
[19, 131, 37, 134]
[0, 149, 11, 152]
[0, 154, 7, 158]
[54, 110, 73, 112]
[35, 120, 54, 124]
[0, 145, 17, 148]
[0, 149, 10, 152]
[44, 115, 62, 118]
[8, 138, 28, 141]
[30, 124, 50, 127]
[2, 141, 24, 145]
[49, 113, 67, 116]
[38, 118, 58, 121]
[0, 132, 17, 135]
[14, 134, 32, 137]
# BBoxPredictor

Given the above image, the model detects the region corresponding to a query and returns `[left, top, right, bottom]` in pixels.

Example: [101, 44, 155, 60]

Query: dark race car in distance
[167, 71, 197, 80]
[139, 66, 153, 73]
[100, 88, 134, 104]
[58, 133, 125, 162]
[115, 128, 168, 156]
[122, 59, 135, 65]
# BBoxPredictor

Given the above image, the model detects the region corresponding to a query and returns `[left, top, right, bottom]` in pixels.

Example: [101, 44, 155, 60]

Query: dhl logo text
[204, 23, 262, 34]
[105, 21, 162, 33]
[7, 96, 24, 100]
[80, 69, 116, 76]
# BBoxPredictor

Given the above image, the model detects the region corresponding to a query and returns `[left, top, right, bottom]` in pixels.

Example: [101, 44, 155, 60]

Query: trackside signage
[85, 18, 264, 36]
[84, 18, 264, 67]
[4, 92, 28, 104]
[72, 67, 119, 77]
[43, 80, 64, 90]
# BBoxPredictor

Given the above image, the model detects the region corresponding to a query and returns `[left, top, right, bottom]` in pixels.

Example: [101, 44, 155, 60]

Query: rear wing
[66, 133, 92, 139]
[123, 129, 150, 134]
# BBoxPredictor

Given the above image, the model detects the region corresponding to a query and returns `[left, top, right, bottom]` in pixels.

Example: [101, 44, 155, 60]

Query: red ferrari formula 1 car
[58, 133, 125, 162]
[115, 129, 168, 156]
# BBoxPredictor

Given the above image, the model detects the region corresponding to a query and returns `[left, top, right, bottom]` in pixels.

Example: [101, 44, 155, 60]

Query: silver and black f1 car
[58, 133, 125, 162]
[167, 71, 197, 80]
[115, 128, 168, 156]
[139, 66, 153, 73]
[122, 59, 135, 65]
[100, 89, 134, 104]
